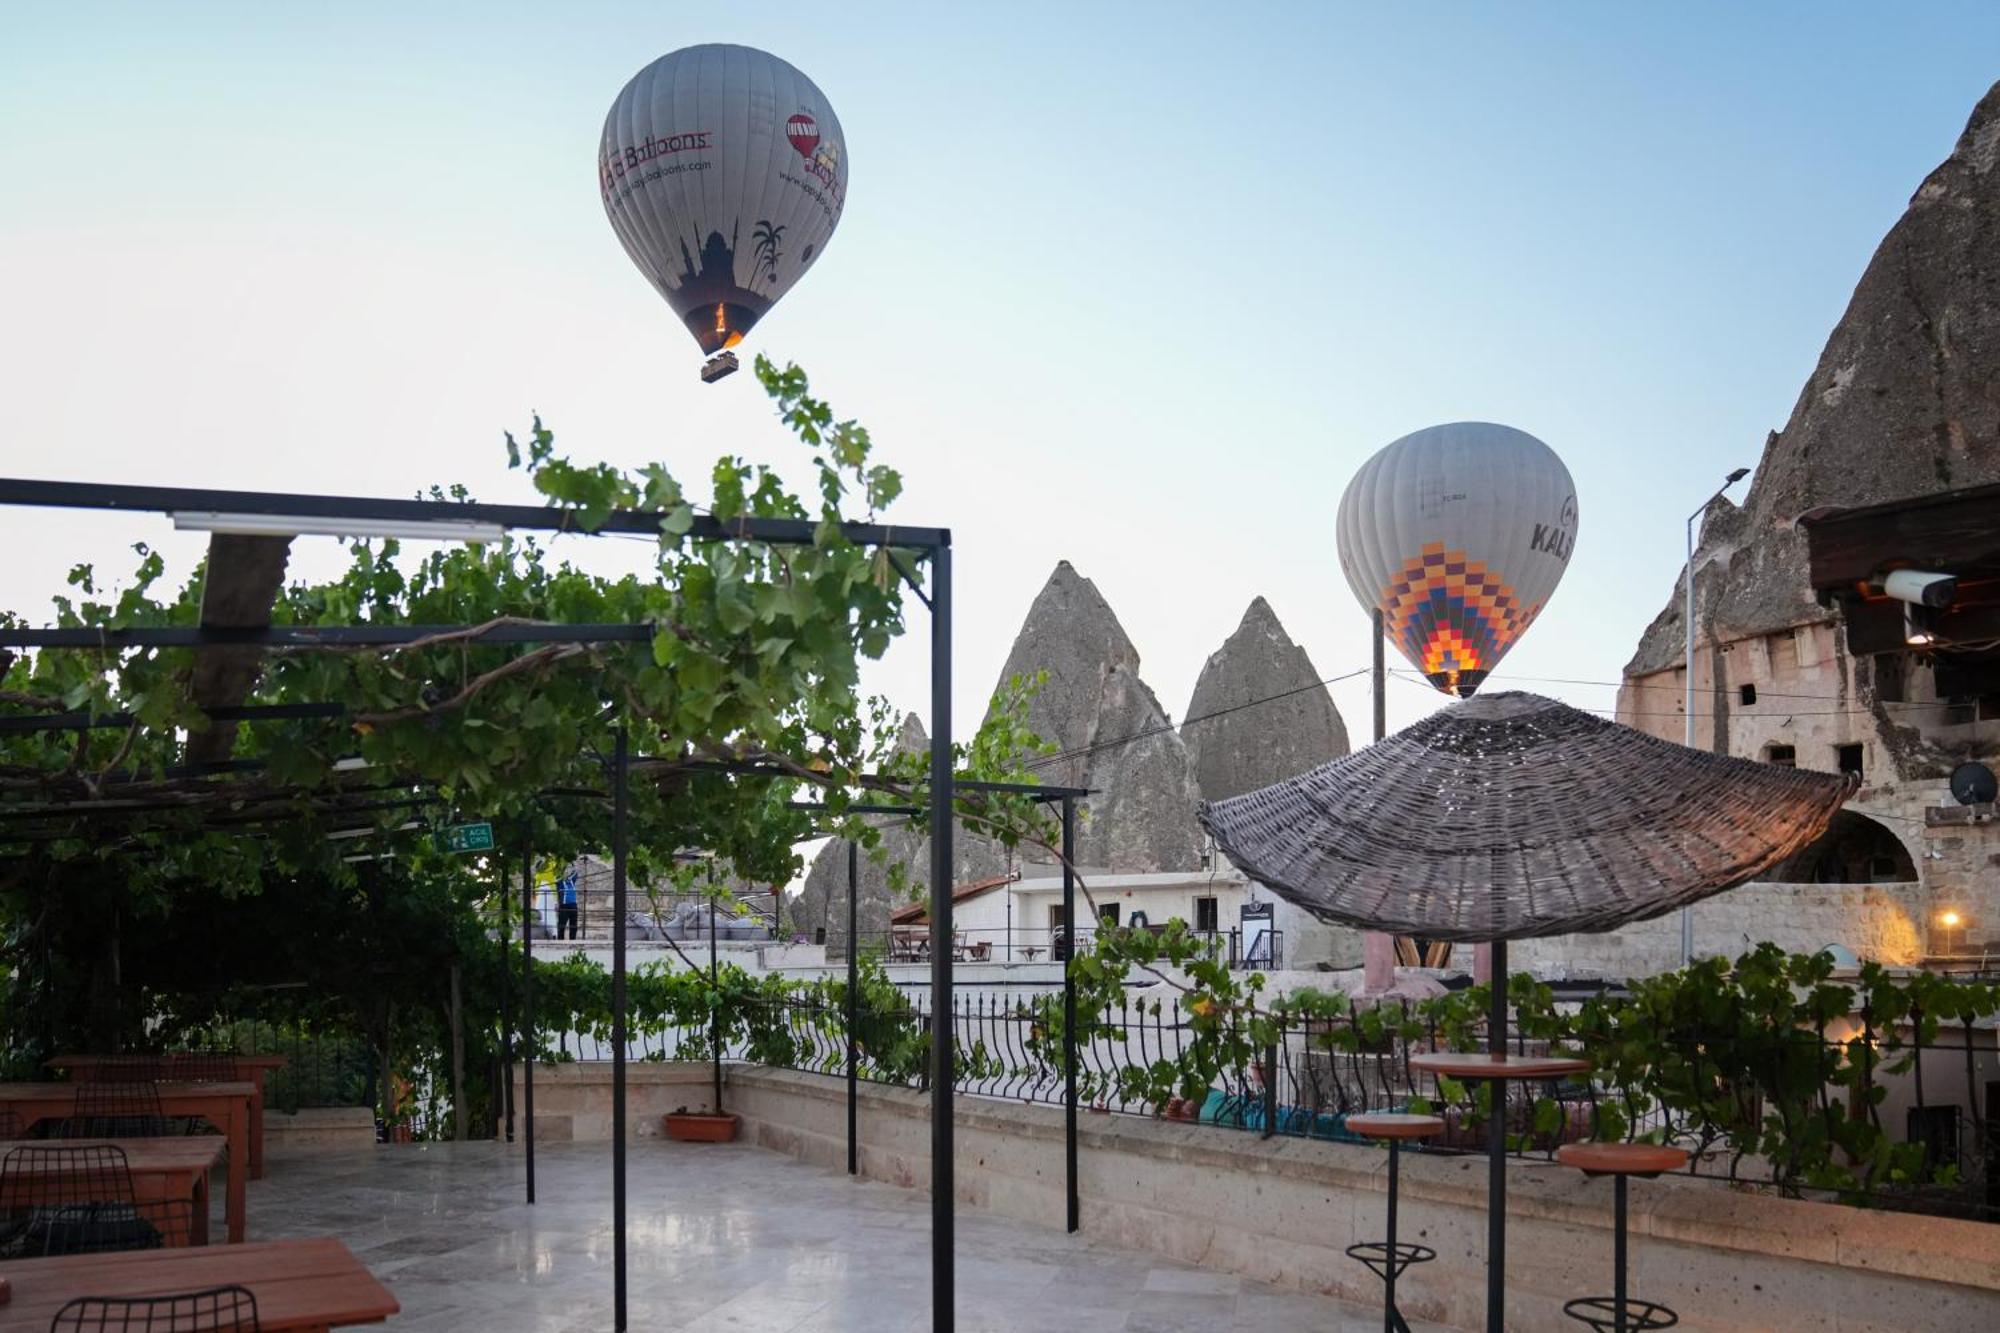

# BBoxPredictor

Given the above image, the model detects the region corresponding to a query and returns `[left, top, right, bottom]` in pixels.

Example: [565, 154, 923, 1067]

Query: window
[1765, 744, 1796, 768]
[1837, 744, 1865, 777]
[1099, 903, 1120, 927]
[1194, 896, 1218, 932]
[1739, 684, 1757, 706]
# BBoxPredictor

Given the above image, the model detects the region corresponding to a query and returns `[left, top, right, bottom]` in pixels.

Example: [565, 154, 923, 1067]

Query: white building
[887, 865, 1315, 969]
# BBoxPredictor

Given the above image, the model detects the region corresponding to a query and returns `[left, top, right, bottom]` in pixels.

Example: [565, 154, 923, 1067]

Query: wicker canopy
[1198, 692, 1855, 942]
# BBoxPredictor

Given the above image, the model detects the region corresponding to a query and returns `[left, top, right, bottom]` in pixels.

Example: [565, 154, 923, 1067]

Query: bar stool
[1346, 1112, 1444, 1333]
[1556, 1142, 1690, 1333]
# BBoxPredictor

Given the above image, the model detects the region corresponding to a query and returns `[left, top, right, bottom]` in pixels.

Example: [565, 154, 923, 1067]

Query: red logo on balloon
[786, 113, 819, 159]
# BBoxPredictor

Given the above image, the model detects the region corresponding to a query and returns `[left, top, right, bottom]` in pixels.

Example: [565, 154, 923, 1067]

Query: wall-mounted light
[1939, 909, 1962, 929]
[1904, 604, 1939, 647]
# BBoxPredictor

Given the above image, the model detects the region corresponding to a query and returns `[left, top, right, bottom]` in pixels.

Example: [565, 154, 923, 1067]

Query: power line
[1017, 667, 1372, 775]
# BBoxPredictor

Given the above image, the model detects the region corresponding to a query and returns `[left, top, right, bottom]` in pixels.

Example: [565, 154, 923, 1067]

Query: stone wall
[263, 1107, 378, 1156]
[723, 1065, 2000, 1332]
[1483, 879, 1928, 980]
[510, 1060, 719, 1141]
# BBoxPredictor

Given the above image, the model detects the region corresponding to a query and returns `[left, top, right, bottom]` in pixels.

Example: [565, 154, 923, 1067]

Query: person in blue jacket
[556, 871, 580, 939]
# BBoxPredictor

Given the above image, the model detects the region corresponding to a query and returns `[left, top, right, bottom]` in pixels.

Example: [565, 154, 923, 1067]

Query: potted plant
[662, 1102, 739, 1142]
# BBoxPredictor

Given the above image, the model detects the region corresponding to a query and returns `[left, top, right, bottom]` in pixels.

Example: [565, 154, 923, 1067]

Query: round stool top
[1346, 1113, 1446, 1141]
[1409, 1051, 1591, 1080]
[1557, 1142, 1689, 1177]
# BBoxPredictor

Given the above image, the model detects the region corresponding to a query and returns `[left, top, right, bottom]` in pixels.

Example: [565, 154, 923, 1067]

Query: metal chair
[50, 1284, 259, 1331]
[57, 1082, 179, 1140]
[1345, 1113, 1444, 1333]
[1557, 1142, 1690, 1332]
[0, 1144, 194, 1258]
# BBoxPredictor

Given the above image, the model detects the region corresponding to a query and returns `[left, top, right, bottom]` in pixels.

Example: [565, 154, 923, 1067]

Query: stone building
[1570, 81, 2000, 978]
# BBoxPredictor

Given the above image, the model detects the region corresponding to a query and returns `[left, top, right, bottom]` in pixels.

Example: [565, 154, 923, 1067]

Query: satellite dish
[1950, 761, 1997, 806]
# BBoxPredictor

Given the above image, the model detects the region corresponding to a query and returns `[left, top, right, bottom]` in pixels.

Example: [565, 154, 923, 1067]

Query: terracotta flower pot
[663, 1111, 740, 1143]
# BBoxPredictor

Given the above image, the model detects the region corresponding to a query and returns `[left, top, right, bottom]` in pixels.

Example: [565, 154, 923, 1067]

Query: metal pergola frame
[0, 474, 1001, 1333]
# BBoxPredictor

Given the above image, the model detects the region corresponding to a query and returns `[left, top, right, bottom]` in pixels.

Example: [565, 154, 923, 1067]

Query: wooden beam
[184, 534, 292, 763]
[1803, 486, 2000, 590]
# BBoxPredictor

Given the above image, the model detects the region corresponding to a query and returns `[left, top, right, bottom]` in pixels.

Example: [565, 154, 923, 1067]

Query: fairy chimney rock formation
[1182, 597, 1351, 801]
[994, 562, 1205, 872]
[1629, 78, 2000, 675]
[788, 713, 1005, 953]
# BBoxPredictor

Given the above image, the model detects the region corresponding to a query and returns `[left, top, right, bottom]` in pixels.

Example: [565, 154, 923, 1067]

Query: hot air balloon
[1336, 422, 1578, 698]
[600, 45, 849, 380]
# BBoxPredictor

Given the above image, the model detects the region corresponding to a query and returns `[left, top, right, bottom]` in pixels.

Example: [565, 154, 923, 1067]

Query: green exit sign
[439, 822, 495, 854]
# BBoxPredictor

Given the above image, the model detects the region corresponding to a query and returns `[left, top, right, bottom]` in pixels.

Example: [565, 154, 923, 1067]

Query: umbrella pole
[1487, 938, 1507, 1333]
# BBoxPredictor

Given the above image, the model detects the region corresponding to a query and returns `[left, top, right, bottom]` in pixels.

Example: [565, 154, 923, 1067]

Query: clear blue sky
[4, 3, 1997, 739]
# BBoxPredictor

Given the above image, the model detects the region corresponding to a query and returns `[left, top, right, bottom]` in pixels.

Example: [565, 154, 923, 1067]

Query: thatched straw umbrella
[1198, 692, 1854, 1331]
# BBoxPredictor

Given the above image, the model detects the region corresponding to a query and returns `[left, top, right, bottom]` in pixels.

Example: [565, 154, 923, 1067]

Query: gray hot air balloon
[1335, 422, 1578, 698]
[600, 44, 848, 372]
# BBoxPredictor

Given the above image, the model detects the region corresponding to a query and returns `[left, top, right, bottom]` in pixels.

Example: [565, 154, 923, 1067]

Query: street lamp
[1681, 466, 1752, 966]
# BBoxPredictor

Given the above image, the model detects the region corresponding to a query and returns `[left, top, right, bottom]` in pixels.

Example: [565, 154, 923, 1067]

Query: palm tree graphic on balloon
[752, 219, 785, 289]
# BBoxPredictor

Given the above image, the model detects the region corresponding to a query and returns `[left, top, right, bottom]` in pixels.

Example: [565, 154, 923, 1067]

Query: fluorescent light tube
[171, 511, 507, 543]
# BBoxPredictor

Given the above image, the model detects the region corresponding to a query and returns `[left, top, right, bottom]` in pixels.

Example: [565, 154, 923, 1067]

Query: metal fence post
[521, 835, 536, 1205]
[1061, 796, 1079, 1233]
[611, 726, 629, 1333]
[847, 840, 859, 1177]
[709, 882, 723, 1117]
[1262, 1043, 1278, 1140]
[927, 542, 955, 1333]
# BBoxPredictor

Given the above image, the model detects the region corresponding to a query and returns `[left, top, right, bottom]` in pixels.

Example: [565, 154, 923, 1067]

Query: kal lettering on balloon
[600, 45, 849, 358]
[1336, 422, 1578, 698]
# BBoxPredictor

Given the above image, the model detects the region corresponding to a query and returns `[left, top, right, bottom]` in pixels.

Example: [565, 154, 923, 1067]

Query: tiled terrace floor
[253, 1140, 1394, 1331]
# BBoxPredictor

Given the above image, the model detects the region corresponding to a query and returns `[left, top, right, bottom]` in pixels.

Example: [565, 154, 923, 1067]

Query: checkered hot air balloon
[600, 45, 848, 361]
[1336, 423, 1578, 698]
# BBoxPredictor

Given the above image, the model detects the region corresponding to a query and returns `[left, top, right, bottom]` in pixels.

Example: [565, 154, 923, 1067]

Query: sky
[4, 3, 1999, 747]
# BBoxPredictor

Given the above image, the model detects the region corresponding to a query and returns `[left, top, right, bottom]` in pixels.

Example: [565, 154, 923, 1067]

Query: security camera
[1882, 569, 1958, 608]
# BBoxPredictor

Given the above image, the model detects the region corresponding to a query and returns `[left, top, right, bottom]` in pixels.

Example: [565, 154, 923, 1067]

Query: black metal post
[612, 725, 629, 1333]
[928, 543, 955, 1333]
[1263, 1044, 1278, 1139]
[501, 858, 514, 1145]
[1371, 607, 1386, 743]
[1487, 937, 1507, 1333]
[847, 839, 859, 1177]
[521, 836, 536, 1205]
[1061, 797, 1078, 1233]
[709, 882, 722, 1116]
[1614, 1174, 1629, 1333]
[1385, 1139, 1401, 1333]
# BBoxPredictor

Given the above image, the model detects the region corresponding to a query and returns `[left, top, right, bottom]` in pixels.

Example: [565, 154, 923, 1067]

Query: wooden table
[2, 1128, 234, 1248]
[0, 1083, 254, 1244]
[0, 1136, 231, 1247]
[0, 1237, 397, 1332]
[49, 1055, 287, 1181]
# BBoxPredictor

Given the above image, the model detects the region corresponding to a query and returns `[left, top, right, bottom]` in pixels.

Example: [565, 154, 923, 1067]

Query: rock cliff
[786, 714, 1006, 952]
[1629, 79, 2000, 675]
[991, 562, 1205, 872]
[1182, 597, 1350, 800]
